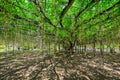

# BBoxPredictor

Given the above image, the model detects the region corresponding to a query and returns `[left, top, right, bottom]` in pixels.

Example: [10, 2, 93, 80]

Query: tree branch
[75, 0, 120, 31]
[85, 14, 120, 30]
[33, 0, 56, 28]
[75, 0, 100, 19]
[13, 14, 42, 28]
[5, 0, 39, 17]
[59, 0, 75, 27]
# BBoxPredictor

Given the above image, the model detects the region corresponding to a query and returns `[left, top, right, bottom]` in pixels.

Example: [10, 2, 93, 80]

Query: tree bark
[93, 42, 96, 56]
[100, 40, 103, 56]
[84, 44, 87, 55]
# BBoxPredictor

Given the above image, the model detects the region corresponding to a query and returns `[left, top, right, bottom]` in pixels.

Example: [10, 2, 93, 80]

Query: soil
[0, 51, 120, 80]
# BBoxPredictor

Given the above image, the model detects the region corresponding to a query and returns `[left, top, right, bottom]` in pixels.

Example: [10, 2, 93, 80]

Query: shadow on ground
[0, 51, 120, 80]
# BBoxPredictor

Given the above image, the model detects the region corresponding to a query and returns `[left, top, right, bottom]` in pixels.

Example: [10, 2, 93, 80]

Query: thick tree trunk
[110, 43, 115, 53]
[69, 42, 74, 54]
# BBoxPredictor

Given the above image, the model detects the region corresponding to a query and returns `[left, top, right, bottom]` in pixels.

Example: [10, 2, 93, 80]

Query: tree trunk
[58, 43, 61, 52]
[80, 44, 82, 53]
[54, 40, 57, 53]
[84, 44, 87, 55]
[69, 44, 74, 54]
[42, 38, 44, 53]
[13, 41, 15, 54]
[100, 40, 103, 56]
[93, 42, 96, 56]
[48, 39, 51, 54]
[119, 42, 120, 51]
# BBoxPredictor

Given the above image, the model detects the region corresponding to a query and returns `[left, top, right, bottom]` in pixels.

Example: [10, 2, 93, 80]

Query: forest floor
[0, 51, 120, 80]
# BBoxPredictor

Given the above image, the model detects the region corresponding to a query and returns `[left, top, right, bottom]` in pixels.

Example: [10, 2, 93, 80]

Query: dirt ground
[0, 51, 120, 80]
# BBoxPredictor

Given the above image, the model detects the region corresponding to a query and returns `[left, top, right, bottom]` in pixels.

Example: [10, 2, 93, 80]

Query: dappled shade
[0, 0, 120, 79]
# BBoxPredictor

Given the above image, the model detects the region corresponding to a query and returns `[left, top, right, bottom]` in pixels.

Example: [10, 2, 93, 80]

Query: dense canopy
[0, 0, 120, 53]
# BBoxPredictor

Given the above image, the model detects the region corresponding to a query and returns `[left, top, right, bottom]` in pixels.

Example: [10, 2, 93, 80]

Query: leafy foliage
[0, 0, 120, 51]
